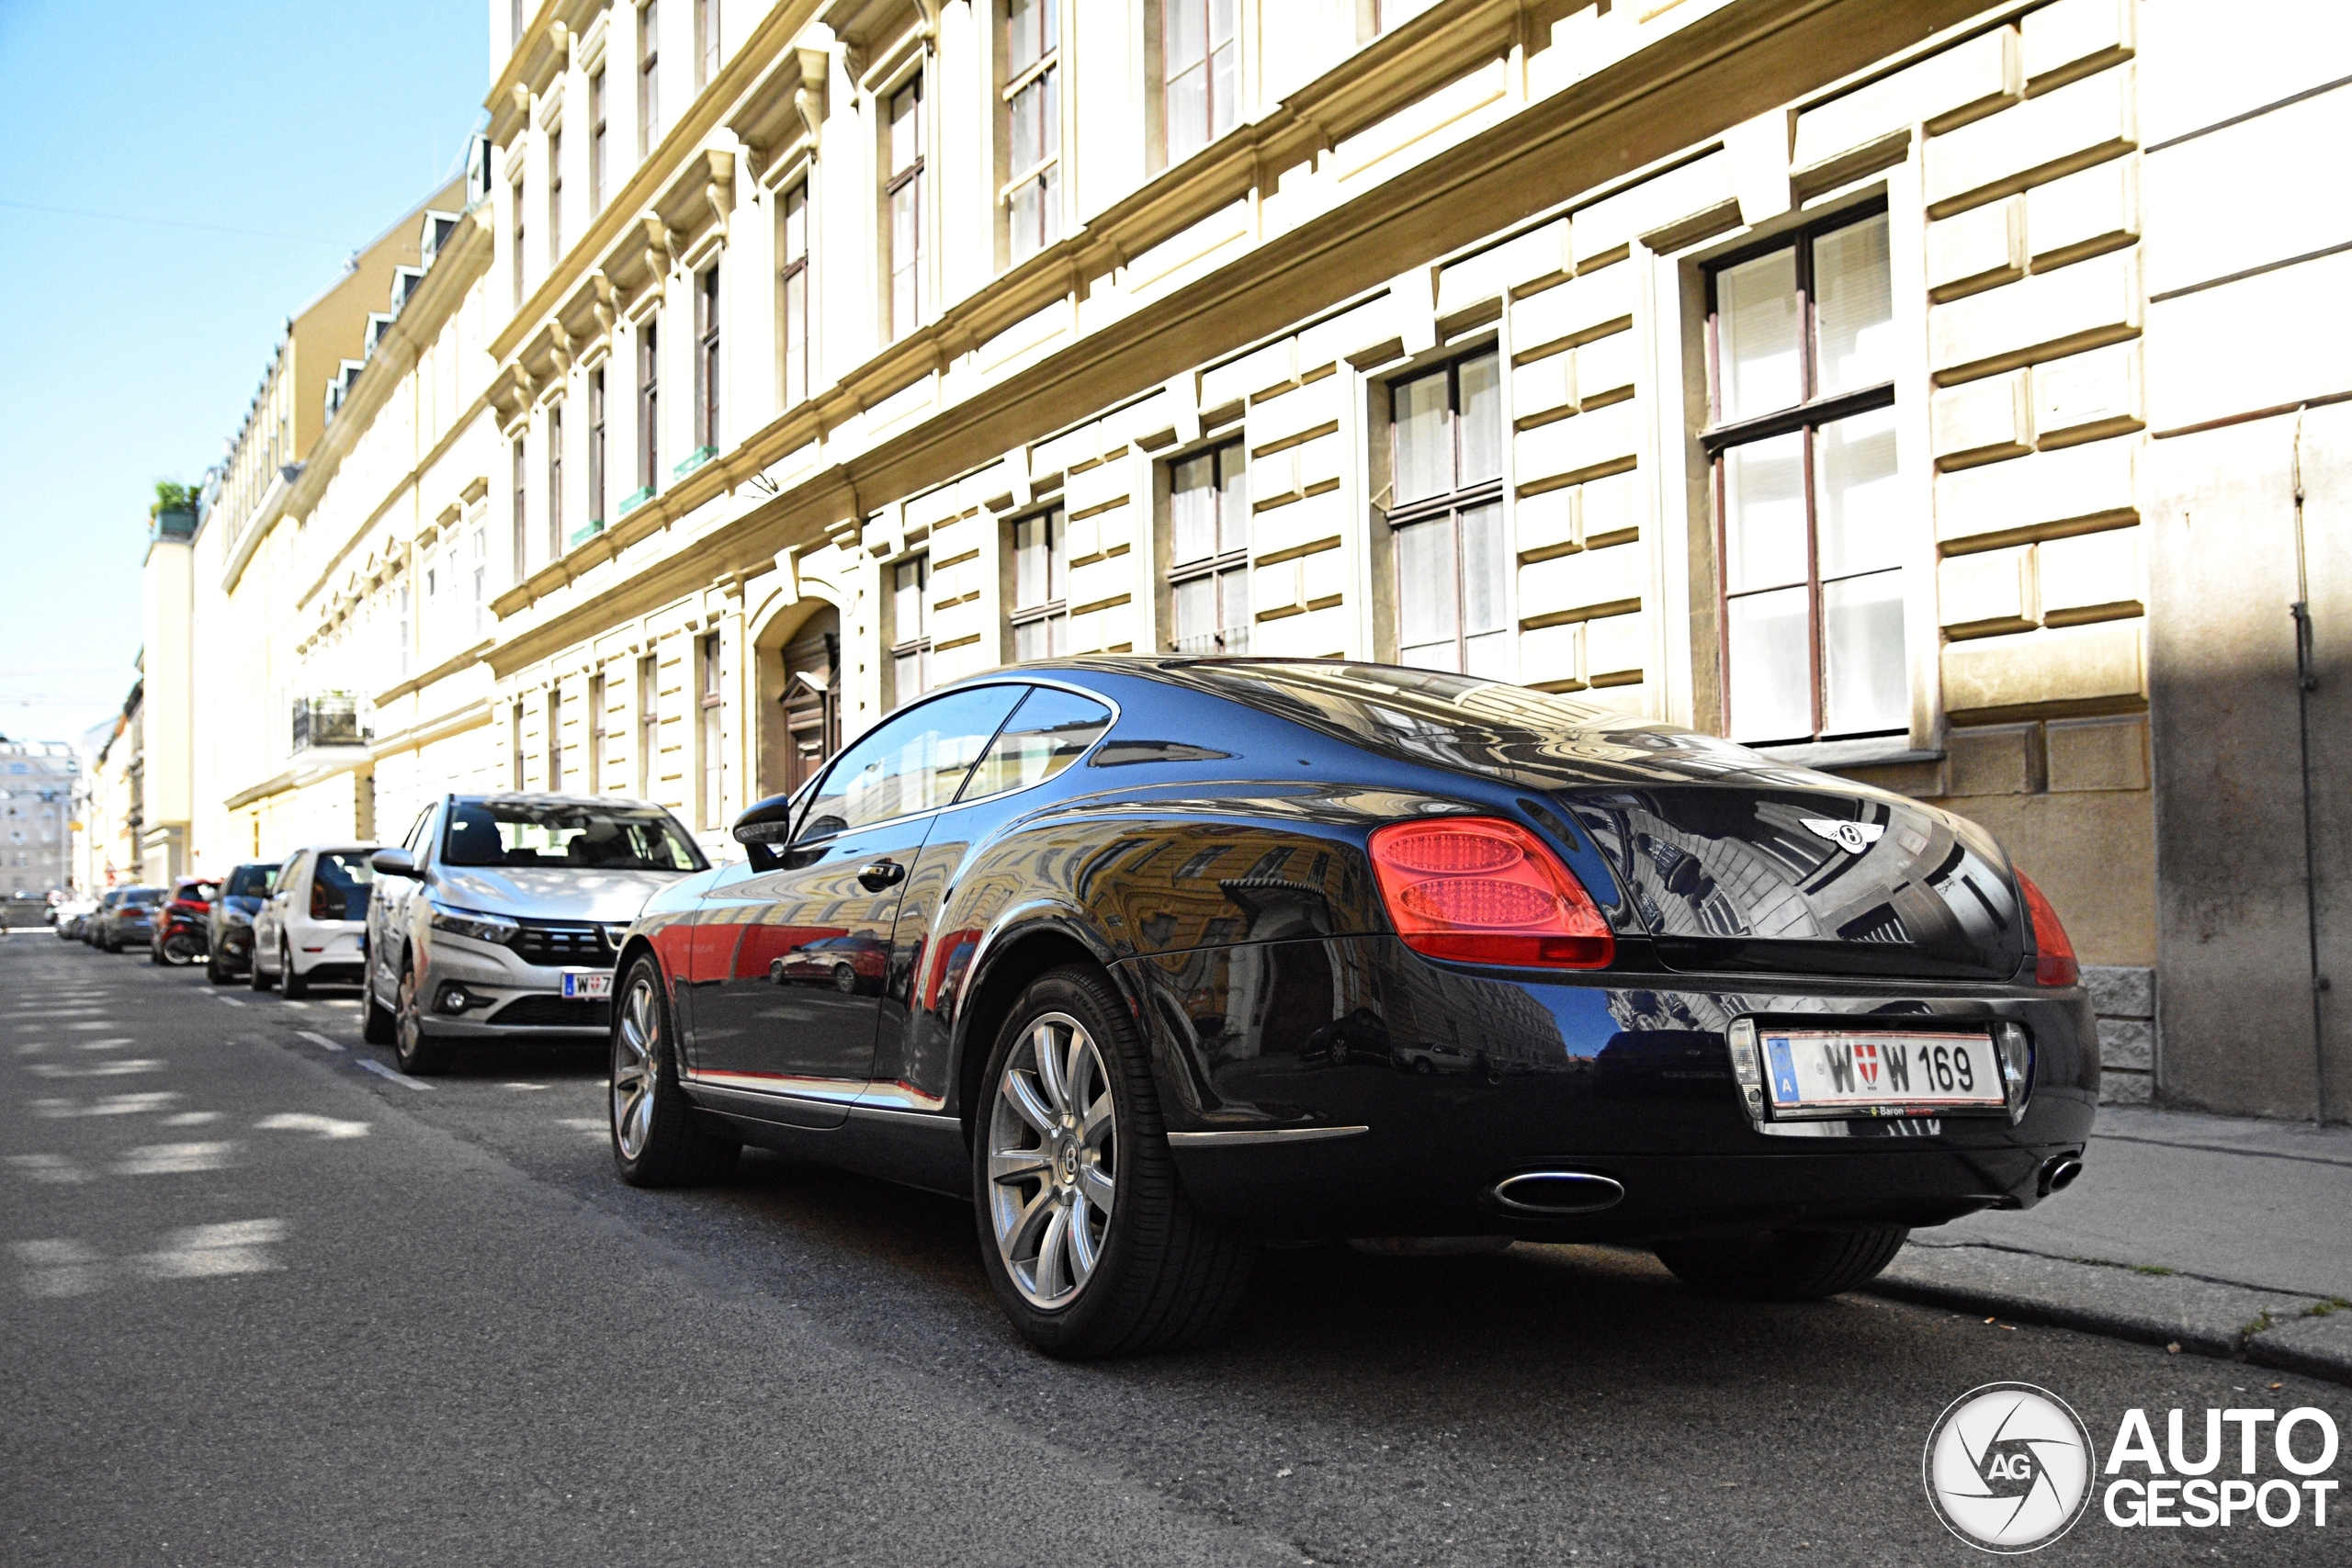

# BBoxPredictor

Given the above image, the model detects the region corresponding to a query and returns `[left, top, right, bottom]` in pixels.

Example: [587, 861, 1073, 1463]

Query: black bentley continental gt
[608, 658, 2093, 1357]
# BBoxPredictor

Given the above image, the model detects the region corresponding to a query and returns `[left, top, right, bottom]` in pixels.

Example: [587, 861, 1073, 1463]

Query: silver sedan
[363, 793, 707, 1074]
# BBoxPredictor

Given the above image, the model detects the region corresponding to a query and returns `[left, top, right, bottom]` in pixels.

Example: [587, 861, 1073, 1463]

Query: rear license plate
[561, 971, 612, 999]
[1761, 1029, 2004, 1118]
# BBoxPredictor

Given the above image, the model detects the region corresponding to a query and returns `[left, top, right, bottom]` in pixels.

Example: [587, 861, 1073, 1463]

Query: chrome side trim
[845, 1103, 960, 1131]
[1165, 1124, 1370, 1147]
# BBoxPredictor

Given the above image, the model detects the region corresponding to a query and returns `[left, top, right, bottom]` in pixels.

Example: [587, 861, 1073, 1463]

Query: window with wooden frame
[547, 397, 565, 557]
[548, 685, 566, 793]
[637, 316, 661, 493]
[547, 129, 563, 264]
[891, 554, 932, 705]
[588, 672, 606, 793]
[693, 263, 720, 461]
[635, 653, 660, 798]
[638, 0, 662, 158]
[778, 180, 809, 407]
[1010, 507, 1068, 661]
[1002, 0, 1058, 265]
[1387, 348, 1507, 676]
[697, 631, 723, 827]
[511, 434, 529, 579]
[885, 74, 925, 340]
[590, 70, 608, 212]
[511, 173, 527, 303]
[1167, 440, 1249, 653]
[1702, 203, 1899, 746]
[695, 0, 718, 87]
[1162, 0, 1237, 166]
[588, 367, 607, 526]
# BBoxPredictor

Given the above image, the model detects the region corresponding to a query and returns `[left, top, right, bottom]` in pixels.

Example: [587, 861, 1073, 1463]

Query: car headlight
[428, 901, 520, 946]
[222, 908, 253, 927]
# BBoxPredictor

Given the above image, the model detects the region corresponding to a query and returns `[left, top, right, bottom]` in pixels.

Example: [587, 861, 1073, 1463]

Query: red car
[768, 931, 890, 996]
[151, 876, 220, 967]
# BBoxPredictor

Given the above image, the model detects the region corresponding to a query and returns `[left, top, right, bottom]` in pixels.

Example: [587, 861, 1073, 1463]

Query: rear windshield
[121, 888, 164, 907]
[441, 800, 707, 872]
[311, 852, 376, 920]
[225, 865, 275, 898]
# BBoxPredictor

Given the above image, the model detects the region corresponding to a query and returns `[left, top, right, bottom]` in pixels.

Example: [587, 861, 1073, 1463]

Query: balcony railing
[1170, 626, 1251, 657]
[291, 695, 371, 753]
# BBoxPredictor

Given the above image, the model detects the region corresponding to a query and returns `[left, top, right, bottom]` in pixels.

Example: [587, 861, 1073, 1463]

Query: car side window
[278, 852, 305, 895]
[797, 685, 1027, 843]
[958, 686, 1114, 803]
[403, 807, 434, 855]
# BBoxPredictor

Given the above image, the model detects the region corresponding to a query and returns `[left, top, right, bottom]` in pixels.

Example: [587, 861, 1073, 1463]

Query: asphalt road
[5, 930, 2346, 1567]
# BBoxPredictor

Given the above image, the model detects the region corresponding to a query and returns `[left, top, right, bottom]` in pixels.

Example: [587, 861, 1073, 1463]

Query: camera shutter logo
[1923, 1382, 2098, 1552]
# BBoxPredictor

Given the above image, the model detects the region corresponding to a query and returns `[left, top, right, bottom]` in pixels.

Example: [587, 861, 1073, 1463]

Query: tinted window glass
[441, 800, 707, 870]
[1178, 660, 1626, 739]
[960, 686, 1113, 801]
[311, 852, 377, 920]
[225, 864, 275, 898]
[122, 888, 165, 907]
[798, 685, 1025, 840]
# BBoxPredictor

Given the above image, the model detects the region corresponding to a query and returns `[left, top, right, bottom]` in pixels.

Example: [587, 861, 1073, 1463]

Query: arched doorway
[756, 603, 841, 800]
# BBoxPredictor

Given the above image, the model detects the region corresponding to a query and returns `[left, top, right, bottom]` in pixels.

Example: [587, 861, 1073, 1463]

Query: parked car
[250, 846, 379, 997]
[205, 862, 278, 984]
[603, 658, 2097, 1359]
[51, 895, 97, 942]
[92, 886, 164, 952]
[364, 795, 706, 1073]
[150, 876, 220, 966]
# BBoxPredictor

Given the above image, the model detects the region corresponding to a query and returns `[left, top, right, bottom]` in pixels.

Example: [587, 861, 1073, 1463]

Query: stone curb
[1864, 1242, 2352, 1388]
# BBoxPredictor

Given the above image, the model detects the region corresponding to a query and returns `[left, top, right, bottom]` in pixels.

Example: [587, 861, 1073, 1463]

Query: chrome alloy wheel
[988, 1011, 1116, 1310]
[611, 974, 662, 1162]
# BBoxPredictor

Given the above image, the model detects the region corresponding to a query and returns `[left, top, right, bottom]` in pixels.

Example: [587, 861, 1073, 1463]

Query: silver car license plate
[1761, 1028, 2005, 1118]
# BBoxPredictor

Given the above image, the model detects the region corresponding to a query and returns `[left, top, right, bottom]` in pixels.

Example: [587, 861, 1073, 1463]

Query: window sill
[673, 445, 717, 480]
[1751, 739, 1944, 771]
[568, 520, 605, 549]
[617, 484, 656, 517]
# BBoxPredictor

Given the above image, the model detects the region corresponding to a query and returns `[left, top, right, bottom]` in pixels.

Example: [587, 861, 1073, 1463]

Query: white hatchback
[251, 844, 380, 998]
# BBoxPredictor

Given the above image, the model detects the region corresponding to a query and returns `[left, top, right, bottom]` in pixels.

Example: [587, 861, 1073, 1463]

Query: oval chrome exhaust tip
[2040, 1155, 2084, 1195]
[1490, 1170, 1625, 1215]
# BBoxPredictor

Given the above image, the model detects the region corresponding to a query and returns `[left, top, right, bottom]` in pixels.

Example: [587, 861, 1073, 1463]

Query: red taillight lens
[1368, 817, 1614, 969]
[2016, 870, 2078, 987]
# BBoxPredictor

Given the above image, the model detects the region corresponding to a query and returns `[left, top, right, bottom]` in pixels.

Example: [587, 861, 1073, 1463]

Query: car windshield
[311, 852, 376, 920]
[122, 888, 164, 907]
[440, 800, 707, 871]
[225, 865, 274, 898]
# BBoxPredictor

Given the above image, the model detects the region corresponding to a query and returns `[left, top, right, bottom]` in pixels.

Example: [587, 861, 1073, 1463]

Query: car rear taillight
[2015, 870, 2078, 987]
[1368, 817, 1613, 969]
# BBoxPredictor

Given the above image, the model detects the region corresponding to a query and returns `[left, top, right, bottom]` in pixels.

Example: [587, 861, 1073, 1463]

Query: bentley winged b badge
[1802, 818, 1887, 855]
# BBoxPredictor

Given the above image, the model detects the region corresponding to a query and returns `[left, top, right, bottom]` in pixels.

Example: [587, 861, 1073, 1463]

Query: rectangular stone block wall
[2081, 963, 2154, 1104]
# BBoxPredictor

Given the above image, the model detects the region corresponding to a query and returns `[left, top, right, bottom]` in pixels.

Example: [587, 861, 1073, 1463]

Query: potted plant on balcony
[149, 480, 197, 541]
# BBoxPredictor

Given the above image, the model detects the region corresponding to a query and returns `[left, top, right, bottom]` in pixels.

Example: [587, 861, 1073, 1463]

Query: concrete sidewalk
[1871, 1106, 2352, 1384]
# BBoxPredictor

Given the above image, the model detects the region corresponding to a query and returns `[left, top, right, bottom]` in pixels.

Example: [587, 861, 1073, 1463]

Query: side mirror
[730, 792, 800, 848]
[370, 849, 424, 880]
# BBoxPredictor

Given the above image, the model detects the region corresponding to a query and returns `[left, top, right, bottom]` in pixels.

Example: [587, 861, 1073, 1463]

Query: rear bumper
[1118, 935, 2097, 1241]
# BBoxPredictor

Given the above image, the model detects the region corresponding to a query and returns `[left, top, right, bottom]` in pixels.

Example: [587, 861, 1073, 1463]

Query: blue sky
[0, 0, 487, 745]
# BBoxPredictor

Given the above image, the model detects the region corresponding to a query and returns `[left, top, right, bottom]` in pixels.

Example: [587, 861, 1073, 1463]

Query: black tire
[207, 954, 233, 985]
[279, 940, 311, 999]
[149, 942, 167, 966]
[608, 955, 739, 1187]
[249, 940, 276, 991]
[1652, 1225, 1910, 1302]
[363, 981, 396, 1044]
[972, 964, 1256, 1359]
[392, 954, 454, 1075]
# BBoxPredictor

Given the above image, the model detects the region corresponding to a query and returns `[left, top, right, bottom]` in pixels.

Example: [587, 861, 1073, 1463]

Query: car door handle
[857, 860, 906, 890]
